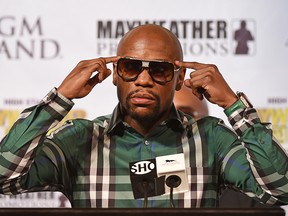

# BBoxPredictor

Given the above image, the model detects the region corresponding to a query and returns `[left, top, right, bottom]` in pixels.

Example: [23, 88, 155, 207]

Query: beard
[118, 88, 162, 123]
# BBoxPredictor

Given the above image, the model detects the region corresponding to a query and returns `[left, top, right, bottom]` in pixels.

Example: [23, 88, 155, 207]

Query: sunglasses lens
[117, 58, 175, 84]
[149, 61, 174, 83]
[118, 59, 142, 81]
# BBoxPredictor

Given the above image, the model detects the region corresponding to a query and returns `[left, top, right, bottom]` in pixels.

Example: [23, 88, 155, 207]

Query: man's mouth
[130, 93, 155, 106]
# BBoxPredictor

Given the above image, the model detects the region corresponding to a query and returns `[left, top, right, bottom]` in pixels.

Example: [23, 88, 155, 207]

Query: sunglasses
[116, 57, 180, 85]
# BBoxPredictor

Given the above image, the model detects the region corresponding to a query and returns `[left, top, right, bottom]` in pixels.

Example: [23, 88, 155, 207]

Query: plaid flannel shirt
[0, 88, 288, 208]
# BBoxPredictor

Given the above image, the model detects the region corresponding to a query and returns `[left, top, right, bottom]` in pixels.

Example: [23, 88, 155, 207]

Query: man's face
[113, 28, 184, 124]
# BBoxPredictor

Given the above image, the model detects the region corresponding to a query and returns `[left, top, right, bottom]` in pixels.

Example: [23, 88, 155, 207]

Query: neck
[122, 110, 171, 136]
[123, 116, 159, 136]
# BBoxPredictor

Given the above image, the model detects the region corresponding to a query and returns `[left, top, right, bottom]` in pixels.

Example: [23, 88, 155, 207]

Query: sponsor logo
[231, 19, 256, 55]
[130, 160, 156, 175]
[95, 19, 256, 57]
[257, 97, 288, 146]
[161, 159, 180, 166]
[0, 16, 61, 60]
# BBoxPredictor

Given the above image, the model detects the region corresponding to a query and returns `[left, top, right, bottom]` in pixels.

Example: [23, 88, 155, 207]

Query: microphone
[156, 153, 189, 207]
[166, 175, 182, 208]
[129, 153, 188, 208]
[129, 158, 165, 207]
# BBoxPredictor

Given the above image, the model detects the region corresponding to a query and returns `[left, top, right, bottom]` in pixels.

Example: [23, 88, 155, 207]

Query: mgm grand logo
[0, 16, 61, 60]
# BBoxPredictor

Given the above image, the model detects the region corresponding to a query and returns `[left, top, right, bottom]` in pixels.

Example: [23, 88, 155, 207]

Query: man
[0, 24, 288, 208]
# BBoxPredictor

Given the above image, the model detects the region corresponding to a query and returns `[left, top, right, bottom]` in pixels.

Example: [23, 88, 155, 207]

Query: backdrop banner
[0, 0, 287, 208]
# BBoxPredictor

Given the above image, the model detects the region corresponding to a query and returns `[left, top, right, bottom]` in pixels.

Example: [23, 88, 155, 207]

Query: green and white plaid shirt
[0, 88, 288, 208]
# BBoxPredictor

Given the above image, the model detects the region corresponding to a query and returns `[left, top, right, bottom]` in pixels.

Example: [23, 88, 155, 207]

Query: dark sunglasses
[116, 57, 180, 85]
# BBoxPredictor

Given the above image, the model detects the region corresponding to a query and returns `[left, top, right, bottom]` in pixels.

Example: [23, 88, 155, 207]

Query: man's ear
[112, 63, 117, 86]
[175, 68, 186, 91]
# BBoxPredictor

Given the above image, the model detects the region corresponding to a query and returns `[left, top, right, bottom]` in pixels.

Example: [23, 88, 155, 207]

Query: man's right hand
[57, 56, 120, 100]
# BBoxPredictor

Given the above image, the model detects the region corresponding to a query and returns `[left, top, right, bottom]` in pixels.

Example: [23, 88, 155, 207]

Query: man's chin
[130, 108, 159, 122]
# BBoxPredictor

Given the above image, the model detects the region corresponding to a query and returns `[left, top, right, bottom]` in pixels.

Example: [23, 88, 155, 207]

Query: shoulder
[92, 114, 112, 127]
[47, 118, 94, 142]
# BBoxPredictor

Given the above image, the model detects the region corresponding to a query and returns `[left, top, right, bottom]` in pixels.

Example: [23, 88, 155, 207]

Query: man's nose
[134, 68, 154, 86]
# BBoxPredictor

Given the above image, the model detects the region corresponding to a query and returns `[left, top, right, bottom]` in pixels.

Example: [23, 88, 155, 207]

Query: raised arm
[0, 57, 118, 194]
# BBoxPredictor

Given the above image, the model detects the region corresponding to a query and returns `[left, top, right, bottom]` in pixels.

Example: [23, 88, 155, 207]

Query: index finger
[175, 60, 209, 70]
[103, 56, 120, 64]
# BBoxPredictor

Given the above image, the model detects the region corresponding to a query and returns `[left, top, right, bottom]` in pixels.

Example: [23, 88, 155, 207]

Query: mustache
[127, 89, 160, 101]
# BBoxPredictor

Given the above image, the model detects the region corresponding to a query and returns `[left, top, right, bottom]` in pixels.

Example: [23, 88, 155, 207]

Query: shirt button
[144, 140, 150, 146]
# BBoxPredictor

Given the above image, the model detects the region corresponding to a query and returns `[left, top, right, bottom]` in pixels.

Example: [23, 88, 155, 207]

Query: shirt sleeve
[223, 105, 288, 205]
[0, 88, 74, 194]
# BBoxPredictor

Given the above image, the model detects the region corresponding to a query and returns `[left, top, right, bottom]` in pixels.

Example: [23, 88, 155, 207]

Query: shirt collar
[106, 103, 192, 135]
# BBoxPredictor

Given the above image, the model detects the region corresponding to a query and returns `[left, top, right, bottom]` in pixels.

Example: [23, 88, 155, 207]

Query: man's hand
[57, 56, 120, 100]
[175, 61, 238, 109]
